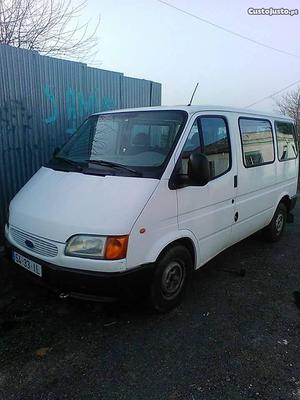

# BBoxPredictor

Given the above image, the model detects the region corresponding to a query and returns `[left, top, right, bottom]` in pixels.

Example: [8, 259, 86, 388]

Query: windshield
[52, 110, 187, 178]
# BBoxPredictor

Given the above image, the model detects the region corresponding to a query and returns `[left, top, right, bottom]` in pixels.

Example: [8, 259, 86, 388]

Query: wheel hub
[161, 261, 185, 298]
[275, 213, 284, 234]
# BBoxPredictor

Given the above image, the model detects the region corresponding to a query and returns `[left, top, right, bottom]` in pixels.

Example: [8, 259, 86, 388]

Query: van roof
[93, 105, 294, 122]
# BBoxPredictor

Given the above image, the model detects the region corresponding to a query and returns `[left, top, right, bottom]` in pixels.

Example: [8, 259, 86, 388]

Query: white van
[5, 106, 299, 312]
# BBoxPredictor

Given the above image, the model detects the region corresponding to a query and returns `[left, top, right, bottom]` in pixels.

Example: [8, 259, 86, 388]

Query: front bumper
[5, 224, 127, 273]
[5, 243, 155, 301]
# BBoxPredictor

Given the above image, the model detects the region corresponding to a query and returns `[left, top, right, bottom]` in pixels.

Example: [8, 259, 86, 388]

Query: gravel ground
[0, 201, 300, 400]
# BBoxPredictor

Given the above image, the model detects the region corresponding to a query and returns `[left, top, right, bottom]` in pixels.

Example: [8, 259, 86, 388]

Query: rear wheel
[263, 203, 287, 242]
[148, 245, 192, 313]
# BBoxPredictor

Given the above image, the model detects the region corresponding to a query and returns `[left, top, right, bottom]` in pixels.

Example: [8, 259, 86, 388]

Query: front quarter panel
[126, 179, 199, 269]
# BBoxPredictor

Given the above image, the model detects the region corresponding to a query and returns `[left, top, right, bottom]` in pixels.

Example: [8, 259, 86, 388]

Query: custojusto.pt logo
[248, 7, 298, 16]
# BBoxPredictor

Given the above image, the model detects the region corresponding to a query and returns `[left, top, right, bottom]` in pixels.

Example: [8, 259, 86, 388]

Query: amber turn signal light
[105, 235, 129, 260]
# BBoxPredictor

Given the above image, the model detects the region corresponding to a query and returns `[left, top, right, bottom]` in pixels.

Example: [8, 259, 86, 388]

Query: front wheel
[263, 203, 287, 242]
[148, 245, 192, 313]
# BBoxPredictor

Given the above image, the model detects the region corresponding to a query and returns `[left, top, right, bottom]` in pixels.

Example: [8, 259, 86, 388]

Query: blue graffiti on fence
[44, 85, 59, 124]
[78, 92, 97, 117]
[43, 86, 116, 134]
[65, 87, 77, 135]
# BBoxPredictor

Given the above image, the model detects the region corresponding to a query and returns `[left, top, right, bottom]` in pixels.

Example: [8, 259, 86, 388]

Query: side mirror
[188, 152, 210, 186]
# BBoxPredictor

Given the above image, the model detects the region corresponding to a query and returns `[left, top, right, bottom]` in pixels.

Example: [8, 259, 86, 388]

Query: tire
[263, 203, 287, 242]
[148, 245, 192, 313]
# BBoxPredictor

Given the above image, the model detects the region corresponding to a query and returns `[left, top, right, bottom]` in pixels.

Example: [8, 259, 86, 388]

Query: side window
[275, 121, 298, 161]
[181, 116, 231, 179]
[239, 118, 274, 167]
[182, 120, 201, 152]
[180, 121, 201, 174]
[201, 117, 231, 178]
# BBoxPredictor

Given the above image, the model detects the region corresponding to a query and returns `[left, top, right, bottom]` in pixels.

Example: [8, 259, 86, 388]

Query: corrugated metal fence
[0, 45, 161, 241]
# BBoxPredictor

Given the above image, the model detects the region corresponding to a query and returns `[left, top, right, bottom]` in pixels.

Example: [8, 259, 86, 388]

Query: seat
[130, 133, 150, 154]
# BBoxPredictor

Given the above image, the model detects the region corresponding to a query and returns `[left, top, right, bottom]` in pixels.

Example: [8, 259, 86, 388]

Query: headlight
[65, 235, 129, 260]
[65, 235, 107, 259]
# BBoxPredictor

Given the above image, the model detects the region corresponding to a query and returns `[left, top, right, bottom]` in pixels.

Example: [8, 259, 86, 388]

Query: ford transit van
[5, 106, 299, 312]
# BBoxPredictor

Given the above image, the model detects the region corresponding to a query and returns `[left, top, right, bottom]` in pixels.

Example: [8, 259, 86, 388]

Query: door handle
[234, 175, 238, 188]
[234, 212, 239, 222]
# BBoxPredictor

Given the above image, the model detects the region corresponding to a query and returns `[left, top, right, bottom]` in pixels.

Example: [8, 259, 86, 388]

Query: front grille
[10, 227, 58, 258]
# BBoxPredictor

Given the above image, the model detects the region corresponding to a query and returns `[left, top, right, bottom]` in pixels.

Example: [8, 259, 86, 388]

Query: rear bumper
[4, 243, 155, 301]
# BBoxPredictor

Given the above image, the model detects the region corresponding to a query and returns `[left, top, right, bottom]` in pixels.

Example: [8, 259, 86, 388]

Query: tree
[0, 0, 100, 61]
[276, 86, 300, 137]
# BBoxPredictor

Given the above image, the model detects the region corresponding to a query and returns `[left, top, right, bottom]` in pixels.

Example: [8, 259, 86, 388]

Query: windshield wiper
[53, 156, 83, 171]
[86, 159, 142, 176]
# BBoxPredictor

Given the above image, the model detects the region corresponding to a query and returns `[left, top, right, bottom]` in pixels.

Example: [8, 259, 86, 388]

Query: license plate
[13, 251, 42, 277]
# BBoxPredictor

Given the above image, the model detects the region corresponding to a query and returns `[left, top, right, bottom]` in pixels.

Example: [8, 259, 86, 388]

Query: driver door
[176, 114, 237, 267]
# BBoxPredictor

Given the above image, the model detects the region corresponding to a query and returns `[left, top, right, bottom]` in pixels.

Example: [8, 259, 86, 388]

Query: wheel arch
[278, 194, 291, 212]
[156, 235, 198, 270]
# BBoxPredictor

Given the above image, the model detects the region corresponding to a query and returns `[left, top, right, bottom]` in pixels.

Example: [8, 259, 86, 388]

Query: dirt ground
[0, 200, 300, 400]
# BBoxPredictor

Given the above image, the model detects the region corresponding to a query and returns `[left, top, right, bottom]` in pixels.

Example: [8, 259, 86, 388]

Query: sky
[82, 0, 300, 113]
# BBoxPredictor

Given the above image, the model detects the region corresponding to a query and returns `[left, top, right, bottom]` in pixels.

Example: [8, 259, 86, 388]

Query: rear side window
[239, 118, 274, 167]
[181, 116, 231, 179]
[275, 121, 298, 161]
